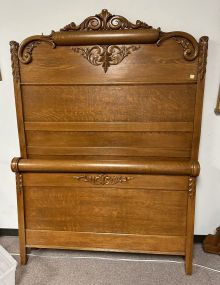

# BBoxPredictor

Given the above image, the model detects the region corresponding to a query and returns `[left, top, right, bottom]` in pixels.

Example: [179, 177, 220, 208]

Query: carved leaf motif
[73, 174, 134, 185]
[175, 37, 193, 58]
[61, 9, 151, 31]
[10, 41, 20, 81]
[73, 45, 140, 72]
[198, 36, 208, 80]
[23, 41, 40, 62]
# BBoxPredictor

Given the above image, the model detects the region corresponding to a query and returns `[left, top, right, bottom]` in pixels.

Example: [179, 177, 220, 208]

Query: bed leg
[16, 173, 27, 265]
[185, 247, 193, 275]
[185, 176, 196, 275]
[19, 242, 27, 265]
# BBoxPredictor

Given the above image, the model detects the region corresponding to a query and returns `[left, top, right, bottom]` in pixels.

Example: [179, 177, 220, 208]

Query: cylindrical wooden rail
[52, 29, 160, 45]
[11, 158, 200, 176]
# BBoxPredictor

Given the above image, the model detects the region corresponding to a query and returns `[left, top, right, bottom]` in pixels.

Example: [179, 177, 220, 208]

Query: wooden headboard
[10, 9, 208, 162]
[11, 9, 208, 274]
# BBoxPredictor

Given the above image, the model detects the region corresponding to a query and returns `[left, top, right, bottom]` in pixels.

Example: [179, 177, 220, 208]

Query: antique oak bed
[10, 9, 208, 274]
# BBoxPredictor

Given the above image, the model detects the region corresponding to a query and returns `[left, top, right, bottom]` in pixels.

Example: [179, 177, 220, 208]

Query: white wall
[0, 0, 220, 234]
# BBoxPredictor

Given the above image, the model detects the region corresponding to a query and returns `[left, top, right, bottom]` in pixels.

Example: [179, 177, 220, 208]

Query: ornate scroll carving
[10, 41, 20, 81]
[15, 10, 202, 65]
[198, 36, 208, 80]
[175, 37, 194, 58]
[61, 9, 151, 31]
[18, 34, 56, 64]
[73, 174, 134, 185]
[188, 177, 196, 198]
[73, 45, 140, 72]
[157, 32, 199, 61]
[22, 41, 40, 62]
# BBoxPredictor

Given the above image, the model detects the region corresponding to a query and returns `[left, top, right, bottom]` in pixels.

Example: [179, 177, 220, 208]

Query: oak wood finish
[25, 230, 186, 255]
[15, 173, 27, 265]
[10, 9, 208, 274]
[13, 159, 200, 176]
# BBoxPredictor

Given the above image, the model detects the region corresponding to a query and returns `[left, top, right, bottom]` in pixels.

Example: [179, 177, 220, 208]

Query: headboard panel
[22, 83, 195, 159]
[19, 42, 198, 84]
[10, 9, 208, 161]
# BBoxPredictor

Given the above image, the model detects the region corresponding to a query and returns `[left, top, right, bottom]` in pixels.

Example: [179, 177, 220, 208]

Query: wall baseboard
[194, 235, 206, 243]
[0, 228, 18, 236]
[0, 228, 206, 243]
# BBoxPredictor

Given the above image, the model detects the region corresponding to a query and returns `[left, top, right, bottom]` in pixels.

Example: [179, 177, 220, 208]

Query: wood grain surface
[10, 10, 208, 274]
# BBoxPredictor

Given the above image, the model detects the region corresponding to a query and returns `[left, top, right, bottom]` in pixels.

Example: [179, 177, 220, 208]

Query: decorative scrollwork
[22, 41, 40, 63]
[175, 37, 194, 59]
[10, 41, 20, 81]
[73, 45, 140, 72]
[157, 31, 199, 61]
[198, 36, 209, 80]
[61, 9, 151, 31]
[15, 10, 202, 65]
[18, 34, 56, 64]
[73, 174, 134, 185]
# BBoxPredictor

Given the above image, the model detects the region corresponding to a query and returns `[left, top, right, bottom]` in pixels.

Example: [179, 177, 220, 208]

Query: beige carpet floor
[1, 236, 220, 285]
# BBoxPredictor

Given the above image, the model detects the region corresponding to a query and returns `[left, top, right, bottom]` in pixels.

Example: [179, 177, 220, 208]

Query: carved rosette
[73, 45, 140, 73]
[198, 36, 209, 80]
[10, 41, 20, 81]
[61, 9, 151, 31]
[73, 174, 134, 185]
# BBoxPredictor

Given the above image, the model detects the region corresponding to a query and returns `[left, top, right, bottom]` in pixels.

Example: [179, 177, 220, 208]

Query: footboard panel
[22, 172, 188, 254]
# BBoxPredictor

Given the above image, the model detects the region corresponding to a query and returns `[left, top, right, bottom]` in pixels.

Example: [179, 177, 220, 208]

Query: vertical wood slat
[191, 37, 208, 161]
[10, 42, 27, 157]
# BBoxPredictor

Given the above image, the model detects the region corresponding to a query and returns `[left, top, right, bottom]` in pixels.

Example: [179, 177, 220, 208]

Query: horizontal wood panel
[27, 146, 191, 158]
[22, 85, 196, 122]
[26, 131, 192, 149]
[23, 173, 189, 190]
[20, 41, 198, 84]
[27, 154, 190, 161]
[26, 230, 186, 255]
[24, 187, 187, 235]
[25, 122, 194, 132]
